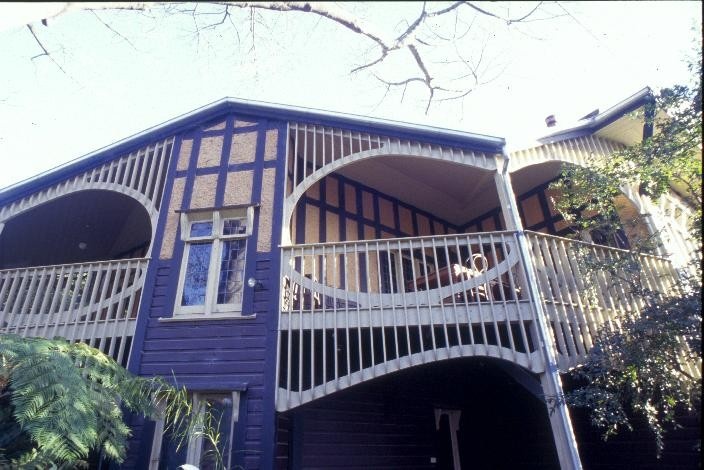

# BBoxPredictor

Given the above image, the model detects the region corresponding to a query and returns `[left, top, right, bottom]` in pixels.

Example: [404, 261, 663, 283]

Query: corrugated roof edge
[0, 97, 505, 205]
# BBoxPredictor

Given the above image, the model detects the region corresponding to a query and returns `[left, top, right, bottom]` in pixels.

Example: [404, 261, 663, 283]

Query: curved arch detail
[0, 137, 172, 238]
[283, 143, 498, 242]
[277, 346, 543, 411]
[0, 184, 158, 255]
[508, 134, 625, 172]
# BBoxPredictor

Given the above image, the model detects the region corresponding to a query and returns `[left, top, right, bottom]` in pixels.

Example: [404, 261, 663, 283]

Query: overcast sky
[0, 1, 701, 190]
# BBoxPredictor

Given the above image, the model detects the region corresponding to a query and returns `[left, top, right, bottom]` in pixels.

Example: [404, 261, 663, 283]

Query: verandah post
[493, 152, 583, 470]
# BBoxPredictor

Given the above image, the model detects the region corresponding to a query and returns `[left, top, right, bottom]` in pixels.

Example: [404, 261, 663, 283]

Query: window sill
[159, 313, 257, 322]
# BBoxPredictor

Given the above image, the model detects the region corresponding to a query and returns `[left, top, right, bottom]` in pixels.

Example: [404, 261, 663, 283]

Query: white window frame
[149, 391, 241, 470]
[174, 206, 254, 318]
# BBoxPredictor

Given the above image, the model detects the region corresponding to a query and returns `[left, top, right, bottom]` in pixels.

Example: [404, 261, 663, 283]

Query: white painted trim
[173, 207, 253, 318]
[158, 313, 256, 322]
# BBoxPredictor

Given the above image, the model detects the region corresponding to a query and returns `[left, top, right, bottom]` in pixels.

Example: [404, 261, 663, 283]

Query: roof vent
[545, 115, 557, 128]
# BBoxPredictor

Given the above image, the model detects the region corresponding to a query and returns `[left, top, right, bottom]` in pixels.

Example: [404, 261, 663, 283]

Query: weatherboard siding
[127, 114, 287, 469]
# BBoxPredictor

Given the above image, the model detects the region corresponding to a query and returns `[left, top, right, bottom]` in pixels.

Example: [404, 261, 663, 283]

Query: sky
[0, 1, 701, 190]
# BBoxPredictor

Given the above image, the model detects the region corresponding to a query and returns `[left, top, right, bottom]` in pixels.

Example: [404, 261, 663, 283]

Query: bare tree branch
[21, 1, 547, 113]
[26, 24, 68, 75]
[91, 10, 138, 49]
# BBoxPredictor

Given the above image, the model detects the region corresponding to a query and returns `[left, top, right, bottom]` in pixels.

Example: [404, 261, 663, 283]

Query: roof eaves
[537, 87, 654, 144]
[0, 97, 505, 204]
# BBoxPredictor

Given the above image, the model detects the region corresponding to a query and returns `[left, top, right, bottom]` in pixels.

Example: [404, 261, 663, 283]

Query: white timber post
[493, 152, 583, 470]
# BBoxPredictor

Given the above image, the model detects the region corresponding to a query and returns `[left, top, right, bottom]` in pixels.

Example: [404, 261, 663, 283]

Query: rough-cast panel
[305, 204, 319, 243]
[616, 194, 650, 243]
[344, 183, 356, 213]
[379, 197, 394, 228]
[230, 132, 258, 164]
[177, 139, 193, 171]
[433, 220, 446, 235]
[326, 211, 339, 243]
[264, 129, 279, 161]
[325, 177, 339, 207]
[521, 194, 543, 228]
[257, 168, 276, 252]
[205, 120, 226, 131]
[482, 217, 497, 231]
[224, 170, 254, 206]
[197, 136, 224, 168]
[417, 214, 431, 236]
[159, 177, 186, 259]
[346, 218, 357, 242]
[307, 182, 320, 200]
[191, 174, 219, 209]
[362, 192, 374, 220]
[399, 206, 413, 235]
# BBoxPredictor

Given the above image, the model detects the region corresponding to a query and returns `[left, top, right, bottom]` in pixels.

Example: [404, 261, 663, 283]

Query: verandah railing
[0, 258, 148, 366]
[524, 231, 681, 370]
[277, 230, 684, 410]
[277, 231, 540, 410]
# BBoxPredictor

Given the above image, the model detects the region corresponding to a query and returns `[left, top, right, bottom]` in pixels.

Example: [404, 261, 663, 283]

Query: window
[175, 207, 253, 317]
[379, 251, 398, 294]
[150, 392, 240, 470]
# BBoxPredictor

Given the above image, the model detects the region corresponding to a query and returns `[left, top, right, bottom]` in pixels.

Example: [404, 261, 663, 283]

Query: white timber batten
[508, 134, 625, 171]
[0, 258, 148, 366]
[646, 192, 699, 271]
[281, 122, 497, 245]
[276, 231, 543, 412]
[275, 230, 684, 411]
[0, 138, 173, 364]
[0, 138, 174, 253]
[510, 134, 698, 272]
[524, 231, 681, 371]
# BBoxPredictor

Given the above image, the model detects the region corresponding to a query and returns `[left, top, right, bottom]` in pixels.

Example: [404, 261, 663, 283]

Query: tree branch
[26, 24, 68, 75]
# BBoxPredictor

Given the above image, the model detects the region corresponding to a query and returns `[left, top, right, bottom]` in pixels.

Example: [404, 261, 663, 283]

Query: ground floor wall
[562, 376, 701, 470]
[276, 359, 560, 470]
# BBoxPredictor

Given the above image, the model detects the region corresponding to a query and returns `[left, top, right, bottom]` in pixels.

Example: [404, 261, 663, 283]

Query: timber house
[0, 89, 698, 469]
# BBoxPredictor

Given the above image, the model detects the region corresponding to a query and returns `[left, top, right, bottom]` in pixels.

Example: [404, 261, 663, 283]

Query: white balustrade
[277, 232, 539, 410]
[0, 258, 148, 366]
[524, 231, 681, 370]
[277, 230, 684, 410]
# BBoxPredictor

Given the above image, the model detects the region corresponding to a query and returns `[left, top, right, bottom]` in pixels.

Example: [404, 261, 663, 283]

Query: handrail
[523, 230, 670, 261]
[0, 257, 151, 274]
[0, 258, 149, 366]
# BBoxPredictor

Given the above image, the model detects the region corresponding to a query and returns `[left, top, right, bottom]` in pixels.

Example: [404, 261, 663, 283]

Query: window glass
[190, 221, 213, 237]
[182, 242, 212, 306]
[217, 239, 247, 304]
[177, 208, 252, 316]
[223, 218, 247, 236]
[199, 394, 235, 470]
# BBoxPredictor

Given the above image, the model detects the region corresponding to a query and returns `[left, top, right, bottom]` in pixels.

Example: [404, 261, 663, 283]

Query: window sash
[149, 392, 240, 470]
[175, 208, 253, 316]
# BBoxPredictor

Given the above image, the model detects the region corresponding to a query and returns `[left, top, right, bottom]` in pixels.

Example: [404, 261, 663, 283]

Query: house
[0, 89, 697, 469]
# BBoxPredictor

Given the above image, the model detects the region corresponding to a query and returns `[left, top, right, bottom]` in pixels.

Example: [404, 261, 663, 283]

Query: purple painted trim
[215, 116, 235, 208]
[126, 135, 182, 374]
[260, 119, 289, 470]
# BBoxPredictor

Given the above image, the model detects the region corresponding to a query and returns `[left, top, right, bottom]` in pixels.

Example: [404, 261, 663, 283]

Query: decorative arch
[0, 138, 173, 257]
[0, 189, 152, 268]
[282, 122, 499, 244]
[277, 342, 543, 411]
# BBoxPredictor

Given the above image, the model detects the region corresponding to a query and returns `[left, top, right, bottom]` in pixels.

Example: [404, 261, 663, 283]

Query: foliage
[0, 334, 227, 469]
[566, 291, 701, 455]
[549, 49, 702, 456]
[551, 49, 702, 252]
